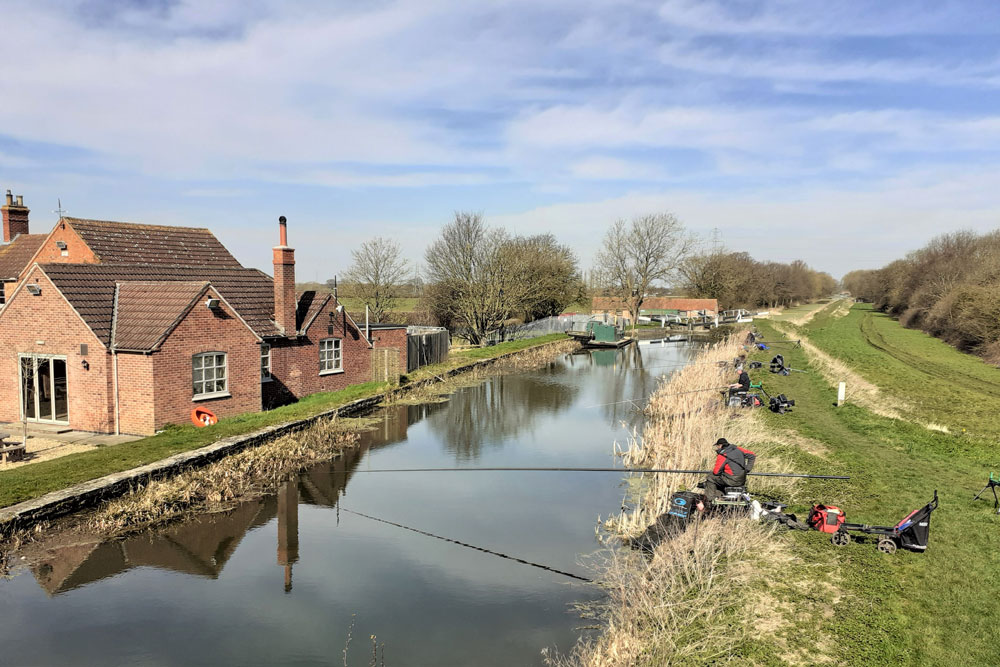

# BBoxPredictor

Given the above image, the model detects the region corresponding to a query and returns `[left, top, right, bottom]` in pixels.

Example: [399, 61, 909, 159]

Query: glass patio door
[20, 355, 69, 424]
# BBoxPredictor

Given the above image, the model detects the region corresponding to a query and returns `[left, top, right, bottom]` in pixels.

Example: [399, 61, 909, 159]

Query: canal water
[1, 342, 696, 666]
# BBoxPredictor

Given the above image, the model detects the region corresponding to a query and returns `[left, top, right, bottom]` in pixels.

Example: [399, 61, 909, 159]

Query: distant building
[591, 296, 719, 322]
[0, 194, 406, 435]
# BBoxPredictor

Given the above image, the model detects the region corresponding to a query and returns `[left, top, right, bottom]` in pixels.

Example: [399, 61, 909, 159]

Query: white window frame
[260, 343, 272, 382]
[319, 337, 342, 374]
[193, 352, 229, 400]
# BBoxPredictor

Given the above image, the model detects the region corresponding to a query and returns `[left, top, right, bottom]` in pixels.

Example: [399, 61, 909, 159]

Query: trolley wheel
[877, 537, 897, 555]
[831, 531, 850, 547]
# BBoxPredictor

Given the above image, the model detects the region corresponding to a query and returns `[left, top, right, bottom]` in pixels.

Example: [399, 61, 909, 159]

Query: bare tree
[424, 212, 537, 345]
[344, 237, 409, 323]
[595, 213, 694, 333]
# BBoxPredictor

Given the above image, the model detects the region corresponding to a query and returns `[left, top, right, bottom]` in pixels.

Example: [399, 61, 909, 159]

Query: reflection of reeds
[90, 417, 369, 536]
[549, 334, 797, 666]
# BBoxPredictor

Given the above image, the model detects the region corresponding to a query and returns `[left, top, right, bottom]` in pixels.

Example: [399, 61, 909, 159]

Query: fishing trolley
[826, 491, 938, 554]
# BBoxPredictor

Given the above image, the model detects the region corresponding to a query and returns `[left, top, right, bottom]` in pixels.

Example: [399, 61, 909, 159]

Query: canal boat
[567, 321, 635, 348]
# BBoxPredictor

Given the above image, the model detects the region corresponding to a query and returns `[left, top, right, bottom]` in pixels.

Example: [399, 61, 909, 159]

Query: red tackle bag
[808, 504, 846, 534]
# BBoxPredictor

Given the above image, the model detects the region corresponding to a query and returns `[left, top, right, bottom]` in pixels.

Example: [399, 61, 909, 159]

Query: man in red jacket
[704, 437, 756, 501]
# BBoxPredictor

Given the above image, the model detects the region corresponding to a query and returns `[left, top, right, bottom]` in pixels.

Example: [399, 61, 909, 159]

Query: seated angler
[728, 364, 751, 399]
[704, 438, 756, 502]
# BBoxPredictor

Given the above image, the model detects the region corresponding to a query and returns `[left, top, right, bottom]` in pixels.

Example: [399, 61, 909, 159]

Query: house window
[261, 344, 271, 382]
[319, 338, 342, 374]
[193, 352, 228, 398]
[0, 283, 5, 305]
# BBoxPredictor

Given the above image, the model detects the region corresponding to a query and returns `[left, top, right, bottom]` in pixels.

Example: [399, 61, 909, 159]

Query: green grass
[0, 334, 569, 509]
[747, 312, 1000, 665]
[338, 296, 420, 313]
[562, 298, 593, 313]
[801, 303, 1000, 437]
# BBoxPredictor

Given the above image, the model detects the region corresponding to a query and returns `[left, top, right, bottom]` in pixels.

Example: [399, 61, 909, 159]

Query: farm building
[591, 296, 719, 322]
[0, 195, 406, 435]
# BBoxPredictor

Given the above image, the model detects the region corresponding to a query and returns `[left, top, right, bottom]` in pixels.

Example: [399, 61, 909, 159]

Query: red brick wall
[116, 353, 154, 435]
[0, 268, 113, 432]
[372, 327, 408, 371]
[1, 203, 29, 242]
[27, 221, 96, 271]
[263, 301, 374, 407]
[273, 248, 296, 335]
[149, 288, 261, 432]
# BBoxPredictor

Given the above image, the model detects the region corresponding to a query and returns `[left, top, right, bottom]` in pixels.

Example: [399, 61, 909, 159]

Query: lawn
[746, 311, 1000, 665]
[338, 296, 420, 314]
[0, 334, 569, 509]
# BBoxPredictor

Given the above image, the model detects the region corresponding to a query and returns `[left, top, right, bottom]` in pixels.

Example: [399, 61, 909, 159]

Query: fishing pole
[346, 467, 849, 480]
[582, 385, 730, 409]
[338, 506, 592, 582]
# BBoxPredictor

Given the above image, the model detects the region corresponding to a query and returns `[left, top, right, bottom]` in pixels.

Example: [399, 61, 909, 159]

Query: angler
[702, 438, 756, 502]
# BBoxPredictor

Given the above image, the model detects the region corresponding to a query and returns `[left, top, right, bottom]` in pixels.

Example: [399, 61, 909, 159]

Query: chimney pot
[4, 190, 11, 205]
[16, 195, 23, 206]
[278, 215, 288, 246]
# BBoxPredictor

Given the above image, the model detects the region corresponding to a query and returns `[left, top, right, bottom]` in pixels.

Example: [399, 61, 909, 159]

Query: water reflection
[5, 342, 698, 667]
[426, 373, 580, 461]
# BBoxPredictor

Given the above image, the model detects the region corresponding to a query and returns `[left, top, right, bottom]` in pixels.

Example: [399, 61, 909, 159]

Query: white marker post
[837, 382, 846, 407]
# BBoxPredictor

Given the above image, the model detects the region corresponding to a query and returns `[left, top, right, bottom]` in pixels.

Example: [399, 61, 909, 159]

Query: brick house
[0, 202, 406, 435]
[591, 296, 719, 321]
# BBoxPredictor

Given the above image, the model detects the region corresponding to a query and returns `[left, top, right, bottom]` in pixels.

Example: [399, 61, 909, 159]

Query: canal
[1, 342, 696, 666]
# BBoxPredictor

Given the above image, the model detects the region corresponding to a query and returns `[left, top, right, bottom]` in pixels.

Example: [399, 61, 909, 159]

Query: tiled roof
[40, 263, 280, 346]
[0, 234, 46, 280]
[592, 296, 719, 312]
[295, 290, 331, 332]
[64, 218, 242, 267]
[112, 282, 209, 351]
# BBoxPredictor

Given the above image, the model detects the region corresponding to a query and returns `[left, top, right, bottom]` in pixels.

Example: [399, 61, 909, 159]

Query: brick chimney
[273, 215, 297, 335]
[1, 190, 29, 242]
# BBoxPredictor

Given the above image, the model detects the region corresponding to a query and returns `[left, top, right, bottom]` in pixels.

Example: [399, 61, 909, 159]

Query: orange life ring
[191, 407, 218, 427]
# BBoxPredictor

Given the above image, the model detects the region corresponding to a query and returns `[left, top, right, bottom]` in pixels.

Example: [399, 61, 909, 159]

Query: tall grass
[551, 334, 796, 666]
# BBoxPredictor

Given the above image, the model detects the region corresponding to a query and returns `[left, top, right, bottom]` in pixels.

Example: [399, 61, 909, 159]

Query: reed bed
[90, 416, 368, 536]
[548, 519, 782, 666]
[551, 333, 798, 666]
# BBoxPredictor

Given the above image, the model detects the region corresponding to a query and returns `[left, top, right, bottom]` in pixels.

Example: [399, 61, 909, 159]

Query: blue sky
[3, 0, 1000, 280]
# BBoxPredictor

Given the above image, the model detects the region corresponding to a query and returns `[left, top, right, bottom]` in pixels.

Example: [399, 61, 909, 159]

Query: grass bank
[748, 307, 1000, 665]
[0, 334, 571, 509]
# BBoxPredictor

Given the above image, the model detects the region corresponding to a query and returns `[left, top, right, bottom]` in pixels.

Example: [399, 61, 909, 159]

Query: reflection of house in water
[30, 404, 422, 596]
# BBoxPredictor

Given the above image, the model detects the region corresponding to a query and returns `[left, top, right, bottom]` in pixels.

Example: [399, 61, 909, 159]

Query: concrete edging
[0, 337, 572, 532]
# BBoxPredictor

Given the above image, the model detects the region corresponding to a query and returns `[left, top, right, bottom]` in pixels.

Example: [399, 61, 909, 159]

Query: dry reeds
[90, 416, 366, 536]
[548, 519, 781, 667]
[551, 333, 799, 666]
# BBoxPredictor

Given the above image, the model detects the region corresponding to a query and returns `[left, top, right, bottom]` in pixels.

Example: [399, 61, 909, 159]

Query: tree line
[326, 210, 835, 345]
[680, 252, 837, 310]
[842, 230, 1000, 362]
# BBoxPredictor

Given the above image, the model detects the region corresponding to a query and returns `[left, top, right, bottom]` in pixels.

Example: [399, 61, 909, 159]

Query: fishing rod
[583, 385, 731, 410]
[347, 467, 849, 480]
[338, 506, 592, 582]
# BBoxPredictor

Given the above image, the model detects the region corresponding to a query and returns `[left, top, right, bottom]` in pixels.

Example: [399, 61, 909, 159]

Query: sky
[3, 0, 1000, 280]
